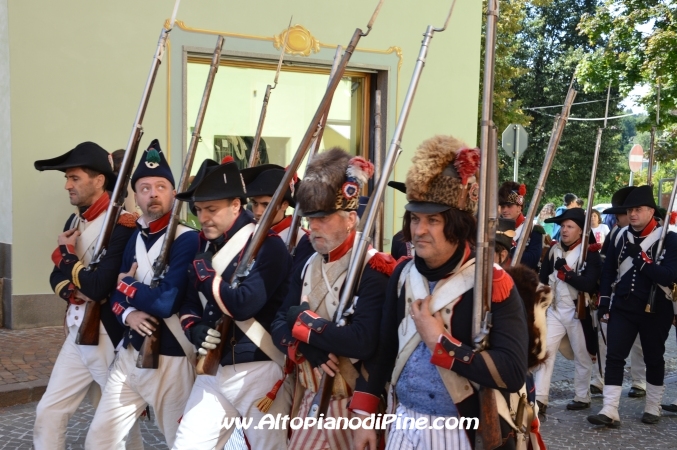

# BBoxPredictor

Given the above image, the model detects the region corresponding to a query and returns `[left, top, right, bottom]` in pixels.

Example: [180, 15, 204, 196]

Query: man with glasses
[588, 186, 677, 427]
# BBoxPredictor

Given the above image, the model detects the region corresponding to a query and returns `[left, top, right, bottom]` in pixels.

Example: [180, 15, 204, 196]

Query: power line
[529, 109, 639, 121]
[523, 97, 624, 110]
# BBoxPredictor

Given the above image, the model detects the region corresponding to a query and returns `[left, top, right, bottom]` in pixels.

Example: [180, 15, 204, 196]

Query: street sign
[502, 124, 529, 182]
[629, 144, 644, 173]
[502, 124, 529, 159]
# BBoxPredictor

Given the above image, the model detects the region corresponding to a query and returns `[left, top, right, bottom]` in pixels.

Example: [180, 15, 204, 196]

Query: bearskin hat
[498, 181, 526, 206]
[405, 135, 480, 214]
[295, 147, 374, 217]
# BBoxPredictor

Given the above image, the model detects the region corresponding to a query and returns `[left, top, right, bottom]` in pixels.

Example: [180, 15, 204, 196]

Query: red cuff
[291, 310, 327, 344]
[112, 302, 125, 316]
[349, 392, 381, 414]
[430, 341, 455, 370]
[51, 247, 63, 266]
[640, 252, 653, 265]
[557, 270, 566, 281]
[280, 337, 303, 364]
[117, 280, 138, 298]
[55, 245, 77, 266]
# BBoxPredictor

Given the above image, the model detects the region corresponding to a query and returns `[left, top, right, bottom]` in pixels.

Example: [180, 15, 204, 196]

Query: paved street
[2, 328, 677, 448]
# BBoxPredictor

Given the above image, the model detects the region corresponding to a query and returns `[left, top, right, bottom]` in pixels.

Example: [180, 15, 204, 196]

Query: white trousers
[172, 360, 290, 450]
[591, 322, 646, 390]
[533, 302, 592, 404]
[34, 324, 144, 450]
[385, 404, 473, 450]
[86, 345, 195, 449]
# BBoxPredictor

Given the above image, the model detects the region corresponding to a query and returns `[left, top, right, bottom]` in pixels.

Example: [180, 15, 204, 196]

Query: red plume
[221, 156, 234, 164]
[670, 211, 677, 226]
[454, 147, 481, 185]
[519, 184, 527, 196]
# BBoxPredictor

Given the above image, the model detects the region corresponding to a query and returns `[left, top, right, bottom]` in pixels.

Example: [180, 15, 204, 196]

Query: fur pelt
[505, 264, 553, 370]
[405, 135, 478, 214]
[296, 147, 351, 214]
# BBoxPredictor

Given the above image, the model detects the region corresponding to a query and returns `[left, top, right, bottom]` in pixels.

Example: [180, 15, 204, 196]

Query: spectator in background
[590, 209, 610, 244]
[576, 198, 584, 208]
[552, 193, 578, 241]
[537, 203, 556, 236]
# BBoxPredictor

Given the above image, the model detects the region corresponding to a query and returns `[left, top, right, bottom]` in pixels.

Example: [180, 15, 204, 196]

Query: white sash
[392, 259, 476, 404]
[616, 226, 662, 280]
[199, 223, 285, 367]
[548, 243, 581, 304]
[514, 222, 525, 242]
[134, 224, 196, 365]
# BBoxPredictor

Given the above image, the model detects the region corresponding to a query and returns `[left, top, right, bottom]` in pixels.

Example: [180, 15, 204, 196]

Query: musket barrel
[473, 0, 499, 348]
[373, 90, 384, 251]
[512, 87, 576, 266]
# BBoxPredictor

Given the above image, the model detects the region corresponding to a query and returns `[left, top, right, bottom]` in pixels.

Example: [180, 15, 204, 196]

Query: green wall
[7, 0, 482, 299]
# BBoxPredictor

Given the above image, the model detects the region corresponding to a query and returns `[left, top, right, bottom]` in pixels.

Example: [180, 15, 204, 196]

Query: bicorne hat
[295, 147, 374, 218]
[602, 186, 636, 215]
[130, 139, 175, 191]
[239, 164, 299, 208]
[620, 185, 660, 216]
[175, 158, 247, 204]
[34, 141, 116, 188]
[544, 207, 586, 231]
[404, 135, 480, 214]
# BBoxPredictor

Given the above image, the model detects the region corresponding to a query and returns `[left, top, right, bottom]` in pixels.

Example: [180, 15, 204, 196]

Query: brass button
[304, 283, 308, 286]
[407, 298, 412, 303]
[316, 326, 322, 331]
[464, 385, 470, 390]
[448, 350, 455, 357]
[463, 356, 469, 362]
[446, 308, 451, 313]
[437, 350, 442, 355]
[296, 321, 301, 326]
[74, 316, 79, 320]
[334, 287, 338, 291]
[75, 306, 79, 311]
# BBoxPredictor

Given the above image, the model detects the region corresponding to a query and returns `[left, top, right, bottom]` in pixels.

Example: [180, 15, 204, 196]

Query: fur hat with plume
[405, 135, 480, 214]
[296, 147, 374, 217]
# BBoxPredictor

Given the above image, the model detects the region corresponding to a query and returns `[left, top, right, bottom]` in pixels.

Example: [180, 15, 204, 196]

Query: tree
[502, 0, 628, 207]
[577, 0, 677, 162]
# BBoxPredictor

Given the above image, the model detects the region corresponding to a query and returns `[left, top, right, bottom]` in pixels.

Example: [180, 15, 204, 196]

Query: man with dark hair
[592, 187, 646, 397]
[533, 208, 602, 413]
[271, 148, 394, 450]
[33, 142, 140, 449]
[552, 193, 578, 241]
[588, 185, 677, 427]
[86, 140, 199, 449]
[365, 135, 529, 449]
[498, 181, 543, 271]
[171, 157, 293, 450]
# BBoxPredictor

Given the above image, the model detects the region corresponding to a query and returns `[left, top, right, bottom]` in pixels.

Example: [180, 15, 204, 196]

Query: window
[186, 57, 371, 175]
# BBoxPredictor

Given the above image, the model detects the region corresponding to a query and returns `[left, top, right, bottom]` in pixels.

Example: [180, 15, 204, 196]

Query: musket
[474, 2, 503, 449]
[575, 82, 612, 320]
[76, 0, 182, 346]
[286, 45, 343, 253]
[512, 86, 577, 265]
[199, 0, 385, 377]
[308, 0, 459, 419]
[373, 90, 384, 251]
[646, 159, 677, 313]
[247, 18, 293, 168]
[647, 83, 660, 186]
[137, 36, 225, 369]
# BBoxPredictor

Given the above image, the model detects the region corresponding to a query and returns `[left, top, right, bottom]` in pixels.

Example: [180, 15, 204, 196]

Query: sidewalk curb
[0, 380, 47, 408]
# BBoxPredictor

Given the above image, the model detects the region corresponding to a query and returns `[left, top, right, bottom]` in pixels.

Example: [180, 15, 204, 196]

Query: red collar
[146, 212, 171, 234]
[271, 215, 293, 234]
[81, 192, 110, 222]
[326, 230, 356, 262]
[515, 214, 525, 228]
[562, 237, 582, 251]
[640, 218, 658, 237]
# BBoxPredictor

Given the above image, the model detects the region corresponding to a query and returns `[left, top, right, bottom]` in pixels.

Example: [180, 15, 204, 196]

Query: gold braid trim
[71, 261, 85, 289]
[54, 280, 70, 296]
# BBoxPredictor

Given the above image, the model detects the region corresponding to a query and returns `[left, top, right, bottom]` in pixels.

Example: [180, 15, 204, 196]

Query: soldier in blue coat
[172, 157, 293, 450]
[86, 140, 199, 449]
[588, 186, 677, 427]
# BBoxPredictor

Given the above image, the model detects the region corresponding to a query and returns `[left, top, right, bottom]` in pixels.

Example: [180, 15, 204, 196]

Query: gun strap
[479, 352, 507, 389]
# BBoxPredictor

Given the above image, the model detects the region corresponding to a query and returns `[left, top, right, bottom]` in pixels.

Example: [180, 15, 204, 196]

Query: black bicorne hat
[388, 181, 406, 194]
[496, 218, 516, 251]
[240, 164, 298, 208]
[175, 158, 246, 204]
[621, 185, 659, 215]
[34, 141, 116, 188]
[130, 139, 175, 191]
[603, 186, 636, 215]
[544, 207, 586, 231]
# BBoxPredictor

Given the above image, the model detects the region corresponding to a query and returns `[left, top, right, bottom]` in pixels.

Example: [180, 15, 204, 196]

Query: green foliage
[499, 0, 628, 208]
[577, 0, 677, 161]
